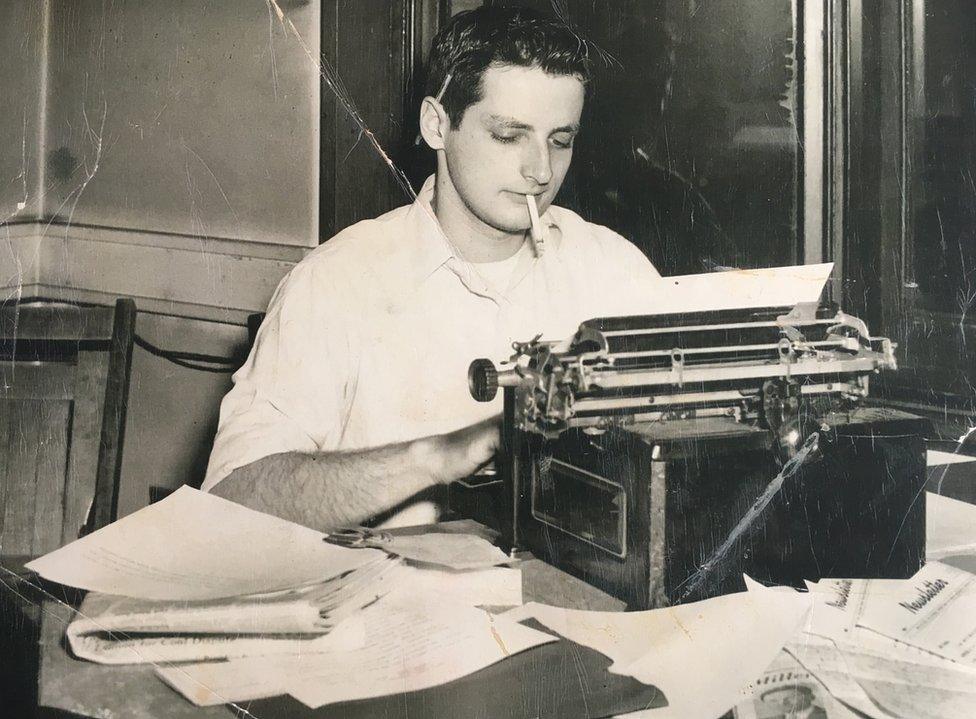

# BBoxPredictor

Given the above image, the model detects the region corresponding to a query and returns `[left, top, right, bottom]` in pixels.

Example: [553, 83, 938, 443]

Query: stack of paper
[26, 486, 545, 710]
[143, 556, 529, 707]
[26, 486, 389, 600]
[64, 554, 404, 664]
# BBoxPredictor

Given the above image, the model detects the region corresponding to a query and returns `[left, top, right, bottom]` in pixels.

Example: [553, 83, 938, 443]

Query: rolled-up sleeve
[202, 261, 358, 492]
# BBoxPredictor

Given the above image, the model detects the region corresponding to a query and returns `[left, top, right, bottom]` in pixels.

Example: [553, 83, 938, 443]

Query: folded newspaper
[65, 553, 405, 665]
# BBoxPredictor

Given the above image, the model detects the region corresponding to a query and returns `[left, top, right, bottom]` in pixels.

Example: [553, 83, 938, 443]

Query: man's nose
[521, 140, 553, 186]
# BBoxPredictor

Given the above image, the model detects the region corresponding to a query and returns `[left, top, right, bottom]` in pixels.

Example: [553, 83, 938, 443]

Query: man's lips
[506, 190, 546, 201]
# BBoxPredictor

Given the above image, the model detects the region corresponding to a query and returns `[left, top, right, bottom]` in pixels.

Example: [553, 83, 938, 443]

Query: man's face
[766, 687, 813, 713]
[442, 64, 584, 234]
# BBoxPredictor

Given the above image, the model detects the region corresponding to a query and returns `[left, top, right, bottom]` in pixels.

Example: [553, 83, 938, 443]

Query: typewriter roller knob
[468, 359, 499, 402]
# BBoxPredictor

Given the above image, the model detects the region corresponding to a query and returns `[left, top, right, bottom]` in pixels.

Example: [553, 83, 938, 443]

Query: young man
[203, 6, 661, 530]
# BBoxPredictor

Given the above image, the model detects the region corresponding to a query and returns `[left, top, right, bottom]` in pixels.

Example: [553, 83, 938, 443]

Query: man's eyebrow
[487, 114, 533, 130]
[551, 124, 580, 135]
[486, 115, 580, 134]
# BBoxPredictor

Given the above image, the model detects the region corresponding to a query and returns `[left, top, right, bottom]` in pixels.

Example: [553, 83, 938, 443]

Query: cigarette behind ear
[415, 72, 453, 146]
[526, 194, 545, 257]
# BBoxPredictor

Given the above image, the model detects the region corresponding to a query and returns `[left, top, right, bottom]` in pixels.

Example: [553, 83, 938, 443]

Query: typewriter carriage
[470, 303, 898, 456]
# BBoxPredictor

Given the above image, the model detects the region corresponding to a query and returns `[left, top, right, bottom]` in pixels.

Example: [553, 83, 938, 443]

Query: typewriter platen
[456, 303, 928, 608]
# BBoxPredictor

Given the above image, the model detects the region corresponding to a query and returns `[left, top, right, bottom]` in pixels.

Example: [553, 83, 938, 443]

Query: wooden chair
[0, 298, 136, 713]
[0, 298, 137, 566]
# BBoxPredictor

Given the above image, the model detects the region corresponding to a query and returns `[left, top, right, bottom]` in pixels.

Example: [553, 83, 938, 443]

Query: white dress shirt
[203, 177, 663, 514]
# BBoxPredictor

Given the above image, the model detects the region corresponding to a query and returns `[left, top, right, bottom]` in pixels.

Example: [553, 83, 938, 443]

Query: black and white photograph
[2, 1, 976, 717]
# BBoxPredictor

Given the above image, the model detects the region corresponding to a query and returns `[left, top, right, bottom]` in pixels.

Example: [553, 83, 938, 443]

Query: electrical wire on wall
[133, 334, 241, 374]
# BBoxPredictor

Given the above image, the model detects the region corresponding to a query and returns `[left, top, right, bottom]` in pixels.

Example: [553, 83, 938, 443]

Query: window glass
[565, 0, 801, 275]
[911, 1, 976, 318]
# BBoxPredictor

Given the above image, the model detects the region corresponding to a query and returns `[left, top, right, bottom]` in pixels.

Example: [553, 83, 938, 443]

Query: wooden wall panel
[0, 0, 46, 224]
[44, 0, 321, 248]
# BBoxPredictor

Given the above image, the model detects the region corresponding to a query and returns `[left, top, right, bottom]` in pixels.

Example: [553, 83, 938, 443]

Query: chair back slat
[0, 363, 76, 401]
[89, 299, 136, 533]
[62, 351, 110, 546]
[0, 303, 115, 342]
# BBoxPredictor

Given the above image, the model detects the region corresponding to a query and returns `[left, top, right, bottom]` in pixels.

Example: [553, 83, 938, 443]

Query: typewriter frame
[458, 305, 928, 609]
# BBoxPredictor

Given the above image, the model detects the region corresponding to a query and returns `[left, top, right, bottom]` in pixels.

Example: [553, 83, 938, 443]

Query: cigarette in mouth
[525, 194, 545, 257]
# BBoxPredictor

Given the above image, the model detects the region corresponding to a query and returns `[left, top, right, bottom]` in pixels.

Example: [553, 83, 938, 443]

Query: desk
[21, 456, 976, 719]
[29, 524, 653, 719]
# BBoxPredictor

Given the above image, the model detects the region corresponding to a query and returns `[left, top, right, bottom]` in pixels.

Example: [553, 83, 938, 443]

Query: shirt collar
[403, 175, 455, 287]
[403, 175, 562, 300]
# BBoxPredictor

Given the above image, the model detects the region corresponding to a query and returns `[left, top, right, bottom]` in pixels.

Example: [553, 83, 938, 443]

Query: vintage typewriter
[454, 303, 928, 609]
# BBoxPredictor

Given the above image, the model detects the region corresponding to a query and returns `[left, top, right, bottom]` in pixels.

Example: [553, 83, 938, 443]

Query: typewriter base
[451, 407, 928, 609]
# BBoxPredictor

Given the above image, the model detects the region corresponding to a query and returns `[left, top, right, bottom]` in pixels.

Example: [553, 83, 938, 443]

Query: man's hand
[425, 416, 502, 485]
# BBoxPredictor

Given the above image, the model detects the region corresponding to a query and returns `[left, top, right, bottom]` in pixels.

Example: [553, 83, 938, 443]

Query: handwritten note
[158, 598, 556, 708]
[286, 599, 554, 708]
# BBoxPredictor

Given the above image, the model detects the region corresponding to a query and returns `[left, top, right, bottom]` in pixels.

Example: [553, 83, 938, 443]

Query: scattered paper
[787, 635, 976, 719]
[803, 578, 873, 642]
[927, 449, 976, 466]
[927, 492, 976, 560]
[855, 680, 976, 719]
[788, 580, 976, 718]
[153, 562, 523, 705]
[287, 599, 554, 709]
[784, 635, 889, 718]
[804, 576, 976, 672]
[26, 486, 384, 600]
[508, 579, 812, 719]
[390, 564, 522, 607]
[500, 601, 653, 671]
[160, 598, 557, 708]
[747, 513, 976, 719]
[154, 599, 381, 705]
[644, 263, 833, 315]
[732, 649, 861, 719]
[378, 532, 512, 570]
[857, 561, 976, 668]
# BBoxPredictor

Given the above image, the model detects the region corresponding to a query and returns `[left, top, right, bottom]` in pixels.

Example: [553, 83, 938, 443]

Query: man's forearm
[209, 418, 499, 531]
[210, 438, 447, 531]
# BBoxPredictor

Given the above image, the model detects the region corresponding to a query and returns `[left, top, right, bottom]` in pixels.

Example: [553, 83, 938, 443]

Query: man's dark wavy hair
[424, 6, 591, 128]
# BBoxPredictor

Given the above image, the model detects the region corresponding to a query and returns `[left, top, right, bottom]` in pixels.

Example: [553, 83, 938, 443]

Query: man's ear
[419, 97, 450, 151]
